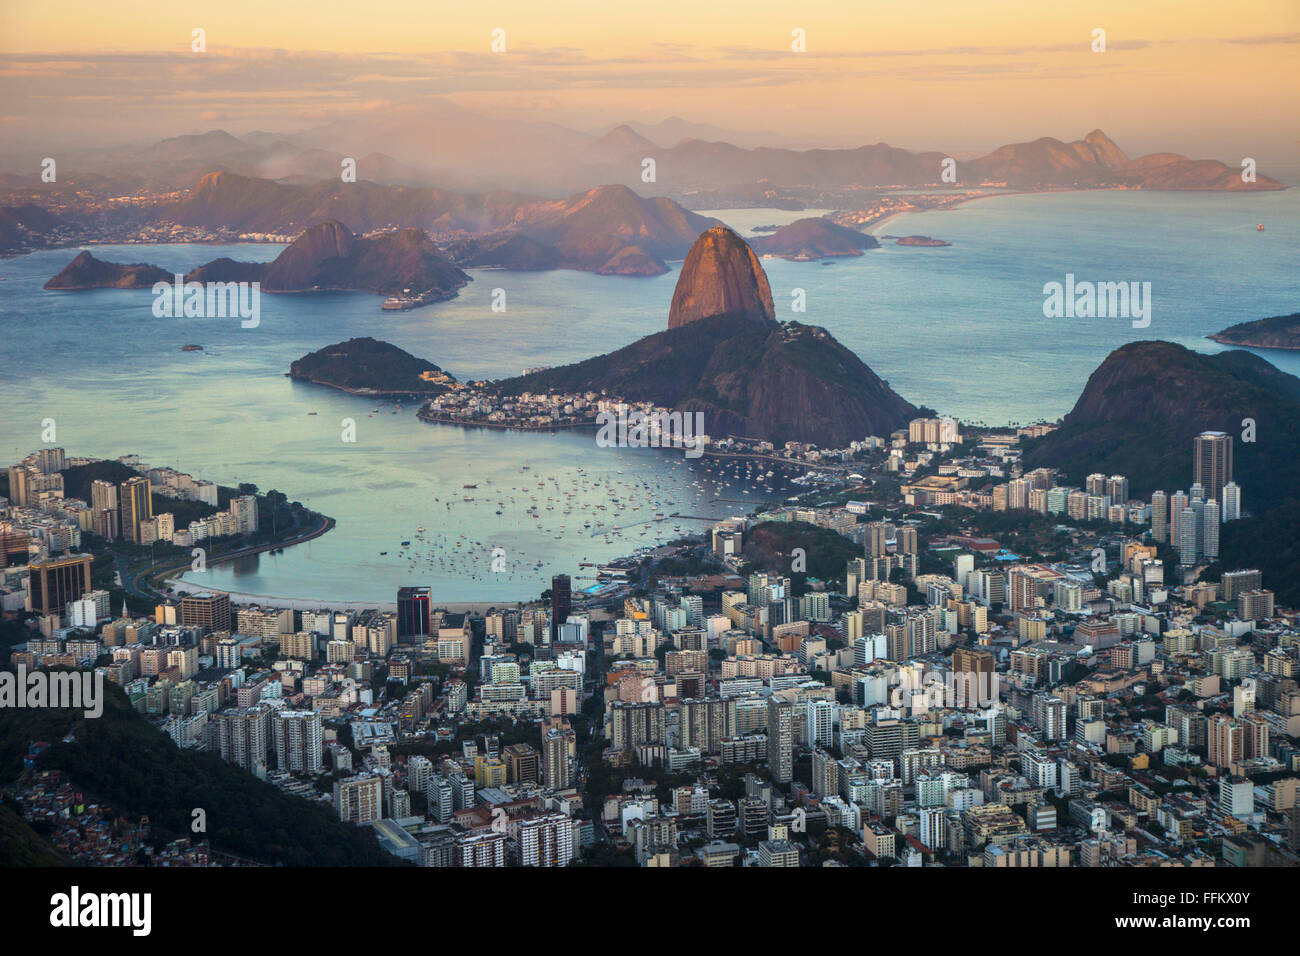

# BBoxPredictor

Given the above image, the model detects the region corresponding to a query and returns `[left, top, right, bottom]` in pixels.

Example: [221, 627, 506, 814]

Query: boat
[180, 344, 203, 351]
[463, 483, 477, 489]
[307, 411, 318, 415]
[1257, 223, 1265, 231]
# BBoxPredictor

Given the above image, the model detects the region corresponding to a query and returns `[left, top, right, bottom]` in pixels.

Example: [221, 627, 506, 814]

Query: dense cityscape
[2, 1, 1294, 940]
[3, 414, 1295, 870]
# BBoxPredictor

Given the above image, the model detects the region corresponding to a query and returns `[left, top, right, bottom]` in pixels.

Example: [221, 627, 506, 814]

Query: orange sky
[1, 0, 1297, 161]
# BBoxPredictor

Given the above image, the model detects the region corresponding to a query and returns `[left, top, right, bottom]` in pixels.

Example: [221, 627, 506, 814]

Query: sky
[1, 0, 1297, 165]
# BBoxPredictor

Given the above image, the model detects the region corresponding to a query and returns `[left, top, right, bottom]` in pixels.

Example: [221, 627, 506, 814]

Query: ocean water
[0, 189, 1295, 602]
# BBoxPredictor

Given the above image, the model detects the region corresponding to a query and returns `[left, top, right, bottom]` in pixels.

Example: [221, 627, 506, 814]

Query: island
[43, 251, 170, 290]
[289, 337, 458, 396]
[894, 235, 952, 247]
[43, 220, 472, 309]
[751, 217, 880, 260]
[1208, 312, 1300, 350]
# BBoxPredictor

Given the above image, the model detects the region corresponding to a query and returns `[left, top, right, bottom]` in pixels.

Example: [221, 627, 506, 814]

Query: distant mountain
[43, 250, 170, 290]
[6, 114, 1284, 203]
[443, 233, 561, 271]
[290, 337, 456, 394]
[751, 217, 880, 259]
[146, 129, 249, 162]
[260, 220, 469, 297]
[0, 203, 62, 253]
[595, 245, 665, 276]
[1022, 340, 1300, 511]
[565, 128, 1286, 193]
[171, 170, 534, 236]
[1208, 312, 1300, 351]
[668, 225, 775, 329]
[166, 174, 714, 276]
[619, 116, 782, 149]
[509, 184, 721, 274]
[499, 228, 915, 446]
[585, 124, 658, 164]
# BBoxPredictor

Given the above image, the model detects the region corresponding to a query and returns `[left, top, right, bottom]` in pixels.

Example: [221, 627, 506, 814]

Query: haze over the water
[1, 0, 1296, 180]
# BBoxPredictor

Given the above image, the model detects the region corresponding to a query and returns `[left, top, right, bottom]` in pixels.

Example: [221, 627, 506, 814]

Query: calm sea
[0, 189, 1295, 602]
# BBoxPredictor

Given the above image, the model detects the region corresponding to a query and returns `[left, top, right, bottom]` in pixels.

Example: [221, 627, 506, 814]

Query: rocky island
[43, 220, 472, 308]
[893, 235, 952, 247]
[1208, 312, 1300, 351]
[259, 221, 470, 299]
[43, 251, 170, 290]
[751, 217, 879, 259]
[289, 337, 458, 396]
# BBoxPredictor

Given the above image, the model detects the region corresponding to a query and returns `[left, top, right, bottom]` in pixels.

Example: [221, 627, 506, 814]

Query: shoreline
[862, 188, 1027, 236]
[1206, 334, 1300, 352]
[288, 374, 448, 399]
[142, 513, 336, 599]
[415, 407, 843, 468]
[859, 185, 1198, 237]
[416, 409, 601, 432]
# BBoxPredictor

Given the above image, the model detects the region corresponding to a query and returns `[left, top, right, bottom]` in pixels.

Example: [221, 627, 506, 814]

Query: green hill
[290, 337, 456, 395]
[1024, 341, 1300, 606]
[741, 520, 860, 591]
[0, 678, 400, 867]
[1022, 341, 1300, 510]
[0, 801, 65, 866]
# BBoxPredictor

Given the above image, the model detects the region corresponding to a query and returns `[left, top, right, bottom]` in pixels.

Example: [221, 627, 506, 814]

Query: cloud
[1219, 32, 1300, 45]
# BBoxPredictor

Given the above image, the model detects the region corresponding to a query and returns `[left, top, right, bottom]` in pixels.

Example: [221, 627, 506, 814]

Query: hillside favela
[0, 0, 1296, 929]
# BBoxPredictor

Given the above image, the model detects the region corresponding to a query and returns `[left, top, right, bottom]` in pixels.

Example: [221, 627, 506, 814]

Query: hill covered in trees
[0, 678, 399, 867]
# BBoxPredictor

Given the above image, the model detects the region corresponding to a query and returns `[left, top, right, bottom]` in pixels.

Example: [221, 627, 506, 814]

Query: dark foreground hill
[0, 678, 398, 866]
[1022, 341, 1300, 511]
[1024, 340, 1300, 602]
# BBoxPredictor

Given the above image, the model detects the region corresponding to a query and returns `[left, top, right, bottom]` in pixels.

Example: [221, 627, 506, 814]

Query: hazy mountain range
[1, 117, 1283, 262]
[1, 118, 1281, 207]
